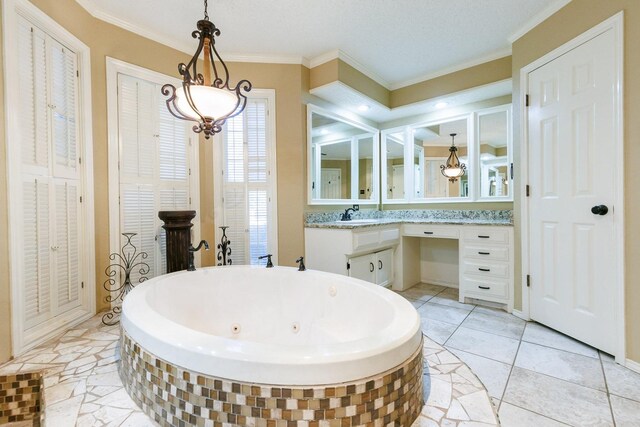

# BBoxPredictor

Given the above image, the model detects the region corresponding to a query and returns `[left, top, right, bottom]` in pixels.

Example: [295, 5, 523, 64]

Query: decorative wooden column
[158, 210, 196, 273]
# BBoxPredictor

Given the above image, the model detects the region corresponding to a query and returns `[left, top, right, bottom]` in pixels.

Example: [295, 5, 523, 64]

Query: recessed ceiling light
[357, 104, 370, 112]
[435, 101, 449, 109]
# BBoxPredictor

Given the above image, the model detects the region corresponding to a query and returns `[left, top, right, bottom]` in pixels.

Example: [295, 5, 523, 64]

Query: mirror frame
[381, 126, 410, 204]
[475, 104, 513, 202]
[307, 104, 380, 205]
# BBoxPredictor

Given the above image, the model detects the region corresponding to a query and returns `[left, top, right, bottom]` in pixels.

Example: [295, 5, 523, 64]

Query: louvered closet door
[53, 179, 82, 313]
[21, 177, 52, 329]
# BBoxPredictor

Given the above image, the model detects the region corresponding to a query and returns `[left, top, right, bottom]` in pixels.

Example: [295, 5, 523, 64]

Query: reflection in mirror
[309, 109, 378, 203]
[384, 131, 405, 200]
[479, 110, 509, 198]
[357, 136, 375, 200]
[413, 118, 469, 199]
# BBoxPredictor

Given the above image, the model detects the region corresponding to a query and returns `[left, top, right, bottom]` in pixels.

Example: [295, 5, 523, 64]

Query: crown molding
[390, 48, 512, 90]
[309, 49, 391, 90]
[74, 0, 309, 65]
[508, 0, 572, 43]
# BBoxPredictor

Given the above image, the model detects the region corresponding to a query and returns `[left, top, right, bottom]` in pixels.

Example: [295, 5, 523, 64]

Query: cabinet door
[348, 254, 376, 284]
[376, 248, 394, 287]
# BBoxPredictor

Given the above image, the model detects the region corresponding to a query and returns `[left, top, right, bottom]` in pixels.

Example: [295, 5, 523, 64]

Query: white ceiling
[76, 0, 569, 88]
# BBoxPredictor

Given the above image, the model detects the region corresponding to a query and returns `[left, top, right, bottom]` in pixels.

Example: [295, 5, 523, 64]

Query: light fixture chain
[204, 0, 209, 20]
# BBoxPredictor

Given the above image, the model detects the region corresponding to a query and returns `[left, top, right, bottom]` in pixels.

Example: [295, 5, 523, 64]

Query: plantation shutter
[222, 99, 271, 265]
[50, 39, 78, 179]
[18, 17, 48, 172]
[22, 177, 51, 328]
[54, 179, 82, 313]
[117, 73, 192, 278]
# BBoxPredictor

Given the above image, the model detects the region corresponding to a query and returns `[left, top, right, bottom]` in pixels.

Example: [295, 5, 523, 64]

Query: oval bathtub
[121, 266, 422, 385]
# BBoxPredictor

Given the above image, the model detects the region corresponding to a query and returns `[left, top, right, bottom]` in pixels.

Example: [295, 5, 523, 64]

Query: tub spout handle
[258, 254, 274, 268]
[296, 256, 306, 271]
[187, 240, 209, 271]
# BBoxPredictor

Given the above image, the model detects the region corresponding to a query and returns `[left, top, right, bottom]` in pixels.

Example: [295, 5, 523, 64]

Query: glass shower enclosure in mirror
[411, 116, 471, 201]
[308, 105, 379, 204]
[477, 106, 512, 200]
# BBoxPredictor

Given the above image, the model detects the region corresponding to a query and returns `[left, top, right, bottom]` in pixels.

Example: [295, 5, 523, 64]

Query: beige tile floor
[0, 311, 498, 426]
[397, 283, 640, 427]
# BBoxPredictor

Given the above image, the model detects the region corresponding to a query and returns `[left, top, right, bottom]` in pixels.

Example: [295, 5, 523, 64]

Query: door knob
[591, 205, 609, 215]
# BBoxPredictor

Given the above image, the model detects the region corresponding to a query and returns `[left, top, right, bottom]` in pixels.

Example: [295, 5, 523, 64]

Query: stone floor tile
[610, 395, 640, 426]
[521, 322, 599, 359]
[461, 309, 525, 340]
[398, 283, 446, 301]
[446, 327, 520, 364]
[421, 318, 458, 345]
[448, 348, 511, 399]
[498, 402, 568, 427]
[418, 302, 471, 326]
[515, 342, 606, 391]
[503, 367, 613, 426]
[602, 360, 640, 402]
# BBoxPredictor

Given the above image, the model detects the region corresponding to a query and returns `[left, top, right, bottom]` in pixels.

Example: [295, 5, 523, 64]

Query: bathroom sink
[338, 219, 379, 224]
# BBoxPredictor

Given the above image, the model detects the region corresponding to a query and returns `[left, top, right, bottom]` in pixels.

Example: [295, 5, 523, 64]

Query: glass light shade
[175, 85, 238, 120]
[442, 167, 463, 178]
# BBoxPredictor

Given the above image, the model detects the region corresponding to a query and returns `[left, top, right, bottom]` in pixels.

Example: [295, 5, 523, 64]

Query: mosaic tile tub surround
[305, 209, 513, 225]
[119, 329, 425, 426]
[0, 371, 43, 425]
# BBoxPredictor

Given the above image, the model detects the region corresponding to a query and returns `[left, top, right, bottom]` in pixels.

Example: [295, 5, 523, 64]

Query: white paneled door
[528, 28, 619, 354]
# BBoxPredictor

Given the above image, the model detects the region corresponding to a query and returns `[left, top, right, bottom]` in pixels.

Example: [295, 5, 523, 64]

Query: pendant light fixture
[162, 0, 252, 139]
[440, 133, 466, 182]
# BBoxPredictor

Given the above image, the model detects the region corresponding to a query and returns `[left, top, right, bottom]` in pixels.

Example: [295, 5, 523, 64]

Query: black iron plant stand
[102, 233, 150, 326]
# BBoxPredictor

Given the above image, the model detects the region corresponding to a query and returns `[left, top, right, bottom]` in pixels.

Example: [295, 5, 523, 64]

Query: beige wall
[512, 0, 640, 363]
[0, 0, 307, 362]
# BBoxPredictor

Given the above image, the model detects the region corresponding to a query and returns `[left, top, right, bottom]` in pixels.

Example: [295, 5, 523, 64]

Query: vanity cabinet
[305, 225, 400, 283]
[348, 248, 394, 286]
[458, 226, 514, 308]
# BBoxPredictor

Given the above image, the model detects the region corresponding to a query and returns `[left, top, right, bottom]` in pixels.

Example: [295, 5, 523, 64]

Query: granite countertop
[305, 218, 513, 229]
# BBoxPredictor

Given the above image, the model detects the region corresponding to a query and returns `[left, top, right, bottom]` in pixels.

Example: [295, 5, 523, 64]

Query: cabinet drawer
[461, 276, 509, 298]
[462, 228, 510, 244]
[403, 224, 459, 239]
[462, 245, 510, 261]
[462, 260, 509, 278]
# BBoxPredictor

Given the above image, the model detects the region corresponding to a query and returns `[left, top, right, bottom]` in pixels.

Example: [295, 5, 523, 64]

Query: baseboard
[421, 279, 458, 289]
[512, 309, 529, 321]
[626, 358, 640, 374]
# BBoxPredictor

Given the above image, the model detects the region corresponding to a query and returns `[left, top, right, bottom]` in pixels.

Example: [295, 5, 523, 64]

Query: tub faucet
[296, 256, 306, 271]
[340, 204, 359, 221]
[187, 240, 209, 271]
[258, 254, 274, 268]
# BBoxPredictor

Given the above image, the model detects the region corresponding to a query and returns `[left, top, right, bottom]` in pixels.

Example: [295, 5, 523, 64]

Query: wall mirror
[411, 117, 471, 201]
[477, 107, 512, 200]
[308, 105, 379, 204]
[381, 129, 407, 203]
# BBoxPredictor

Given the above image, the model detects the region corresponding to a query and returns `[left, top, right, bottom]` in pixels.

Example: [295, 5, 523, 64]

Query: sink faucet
[258, 254, 274, 268]
[296, 256, 306, 271]
[340, 204, 359, 221]
[187, 240, 209, 271]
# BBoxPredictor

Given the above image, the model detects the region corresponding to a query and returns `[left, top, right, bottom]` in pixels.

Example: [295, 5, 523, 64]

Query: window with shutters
[216, 93, 277, 265]
[115, 72, 197, 279]
[6, 3, 95, 355]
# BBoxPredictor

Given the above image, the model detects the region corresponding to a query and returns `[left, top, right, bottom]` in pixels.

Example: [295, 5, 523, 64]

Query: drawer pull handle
[378, 260, 383, 270]
[478, 235, 490, 239]
[478, 268, 491, 272]
[369, 262, 375, 273]
[424, 231, 434, 235]
[478, 251, 491, 255]
[478, 286, 491, 290]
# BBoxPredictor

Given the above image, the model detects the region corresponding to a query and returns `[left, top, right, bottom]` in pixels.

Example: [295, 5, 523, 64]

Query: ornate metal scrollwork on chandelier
[162, 0, 252, 138]
[440, 133, 467, 183]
